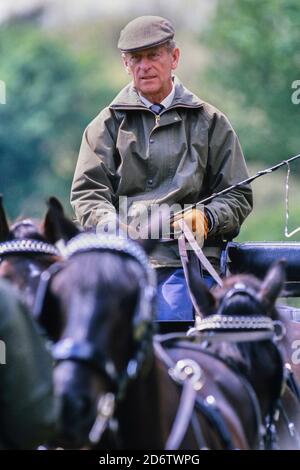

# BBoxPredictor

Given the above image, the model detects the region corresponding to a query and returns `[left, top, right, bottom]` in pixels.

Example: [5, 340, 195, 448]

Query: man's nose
[139, 56, 152, 70]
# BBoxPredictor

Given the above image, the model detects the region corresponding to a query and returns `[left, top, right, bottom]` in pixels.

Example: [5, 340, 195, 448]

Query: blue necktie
[150, 103, 164, 115]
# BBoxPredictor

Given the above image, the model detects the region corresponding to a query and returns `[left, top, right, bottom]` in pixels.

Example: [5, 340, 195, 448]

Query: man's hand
[173, 208, 209, 240]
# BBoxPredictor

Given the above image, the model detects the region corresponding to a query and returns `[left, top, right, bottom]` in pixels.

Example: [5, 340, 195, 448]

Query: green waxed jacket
[71, 77, 253, 268]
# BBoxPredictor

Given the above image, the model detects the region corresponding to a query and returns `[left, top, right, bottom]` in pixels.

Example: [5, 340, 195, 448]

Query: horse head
[0, 196, 61, 311]
[191, 261, 286, 447]
[40, 207, 156, 448]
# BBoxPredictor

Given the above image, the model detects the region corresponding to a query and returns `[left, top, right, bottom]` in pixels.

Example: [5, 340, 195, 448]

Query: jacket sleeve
[205, 112, 253, 240]
[0, 281, 58, 449]
[70, 107, 120, 229]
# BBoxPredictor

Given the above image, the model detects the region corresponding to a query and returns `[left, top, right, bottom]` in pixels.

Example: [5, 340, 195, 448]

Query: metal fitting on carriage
[168, 358, 205, 391]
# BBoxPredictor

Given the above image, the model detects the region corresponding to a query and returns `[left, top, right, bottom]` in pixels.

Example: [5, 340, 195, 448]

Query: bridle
[0, 239, 60, 261]
[35, 232, 157, 445]
[0, 238, 60, 308]
[189, 282, 286, 343]
[188, 281, 287, 449]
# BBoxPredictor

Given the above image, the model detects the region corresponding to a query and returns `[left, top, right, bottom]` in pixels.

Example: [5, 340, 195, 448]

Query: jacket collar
[109, 76, 204, 110]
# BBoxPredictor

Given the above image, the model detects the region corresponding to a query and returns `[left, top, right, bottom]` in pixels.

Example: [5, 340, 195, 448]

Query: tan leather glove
[173, 208, 209, 239]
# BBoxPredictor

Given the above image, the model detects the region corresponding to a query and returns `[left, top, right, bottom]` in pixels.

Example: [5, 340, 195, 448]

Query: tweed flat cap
[118, 15, 175, 52]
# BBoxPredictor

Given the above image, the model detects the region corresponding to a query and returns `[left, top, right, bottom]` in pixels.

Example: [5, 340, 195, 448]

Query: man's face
[122, 45, 180, 102]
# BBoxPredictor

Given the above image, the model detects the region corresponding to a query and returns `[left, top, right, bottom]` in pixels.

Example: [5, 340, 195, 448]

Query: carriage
[158, 240, 300, 335]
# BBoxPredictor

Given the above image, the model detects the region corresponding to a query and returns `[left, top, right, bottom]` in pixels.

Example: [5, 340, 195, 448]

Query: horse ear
[47, 196, 64, 213]
[43, 197, 80, 243]
[258, 260, 286, 306]
[0, 195, 10, 242]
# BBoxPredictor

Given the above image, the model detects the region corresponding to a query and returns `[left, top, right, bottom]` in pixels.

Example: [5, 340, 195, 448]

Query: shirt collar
[138, 83, 175, 109]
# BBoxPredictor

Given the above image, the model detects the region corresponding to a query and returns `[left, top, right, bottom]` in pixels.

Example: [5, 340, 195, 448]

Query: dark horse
[0, 196, 80, 340]
[38, 205, 287, 450]
[190, 265, 300, 449]
[0, 278, 57, 448]
[0, 196, 61, 310]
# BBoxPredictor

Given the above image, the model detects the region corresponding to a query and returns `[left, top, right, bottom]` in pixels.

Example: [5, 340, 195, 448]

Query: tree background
[203, 0, 300, 165]
[0, 0, 299, 240]
[201, 0, 300, 240]
[0, 22, 116, 217]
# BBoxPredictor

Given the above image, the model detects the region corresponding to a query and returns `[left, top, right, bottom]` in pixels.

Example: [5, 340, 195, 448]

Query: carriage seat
[225, 241, 300, 297]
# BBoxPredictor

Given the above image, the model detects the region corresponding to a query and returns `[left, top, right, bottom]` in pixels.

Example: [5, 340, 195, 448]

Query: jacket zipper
[146, 114, 161, 159]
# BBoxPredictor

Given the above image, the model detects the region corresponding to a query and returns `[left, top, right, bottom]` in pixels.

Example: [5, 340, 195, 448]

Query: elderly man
[71, 16, 253, 321]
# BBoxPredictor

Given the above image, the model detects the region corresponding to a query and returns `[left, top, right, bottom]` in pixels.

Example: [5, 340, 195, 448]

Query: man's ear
[122, 54, 131, 75]
[171, 47, 180, 71]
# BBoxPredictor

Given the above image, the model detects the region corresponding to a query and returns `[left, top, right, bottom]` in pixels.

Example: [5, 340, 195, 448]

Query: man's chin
[138, 85, 159, 97]
[138, 78, 158, 89]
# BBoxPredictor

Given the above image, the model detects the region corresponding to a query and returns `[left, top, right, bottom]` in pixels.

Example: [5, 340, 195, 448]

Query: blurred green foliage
[202, 0, 300, 165]
[237, 166, 300, 241]
[0, 24, 115, 218]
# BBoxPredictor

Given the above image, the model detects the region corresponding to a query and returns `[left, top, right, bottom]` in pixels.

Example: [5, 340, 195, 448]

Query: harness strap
[178, 236, 202, 317]
[153, 340, 200, 449]
[192, 395, 234, 450]
[52, 338, 118, 385]
[190, 411, 207, 449]
[33, 261, 63, 319]
[154, 338, 235, 450]
[286, 368, 300, 403]
[277, 399, 300, 447]
[275, 367, 300, 448]
[165, 379, 199, 450]
[170, 340, 266, 450]
[178, 220, 223, 286]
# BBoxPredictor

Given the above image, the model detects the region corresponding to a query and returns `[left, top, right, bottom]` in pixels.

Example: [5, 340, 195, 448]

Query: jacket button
[147, 179, 153, 186]
[149, 139, 154, 144]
